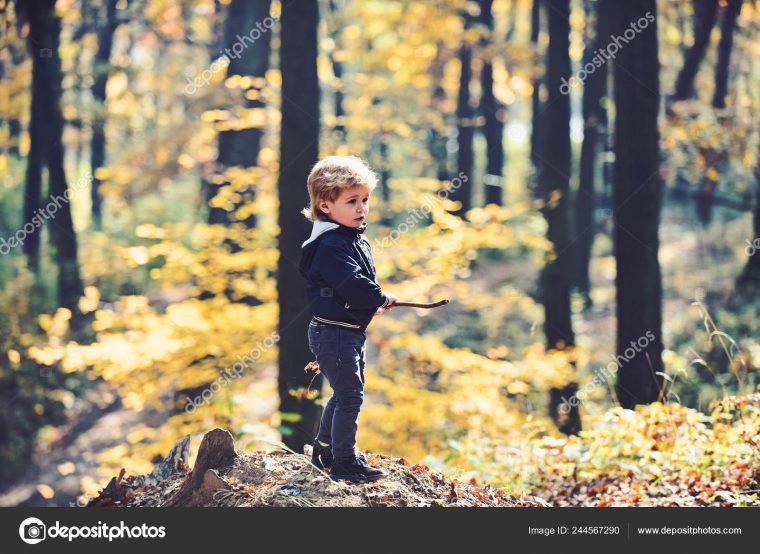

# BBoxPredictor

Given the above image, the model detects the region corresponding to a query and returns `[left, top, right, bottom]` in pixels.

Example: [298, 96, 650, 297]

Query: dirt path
[0, 383, 164, 507]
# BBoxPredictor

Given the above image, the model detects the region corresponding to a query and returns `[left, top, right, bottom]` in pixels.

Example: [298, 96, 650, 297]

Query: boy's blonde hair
[301, 155, 378, 222]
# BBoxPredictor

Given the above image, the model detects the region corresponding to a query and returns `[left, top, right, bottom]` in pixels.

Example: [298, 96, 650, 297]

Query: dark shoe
[329, 455, 387, 483]
[311, 439, 333, 470]
[311, 440, 366, 470]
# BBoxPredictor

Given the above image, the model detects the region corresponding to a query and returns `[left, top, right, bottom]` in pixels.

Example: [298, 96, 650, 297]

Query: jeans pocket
[343, 328, 365, 349]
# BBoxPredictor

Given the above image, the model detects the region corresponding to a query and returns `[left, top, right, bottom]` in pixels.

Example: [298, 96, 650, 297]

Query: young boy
[298, 155, 398, 483]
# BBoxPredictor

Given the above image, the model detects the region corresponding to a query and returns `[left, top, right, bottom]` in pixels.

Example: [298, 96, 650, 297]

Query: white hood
[302, 220, 340, 247]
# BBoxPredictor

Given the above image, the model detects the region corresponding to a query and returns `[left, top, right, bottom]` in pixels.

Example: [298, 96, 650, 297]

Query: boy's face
[319, 184, 371, 228]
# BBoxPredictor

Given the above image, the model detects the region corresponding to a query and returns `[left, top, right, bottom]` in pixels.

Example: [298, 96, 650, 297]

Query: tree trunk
[7, 120, 23, 156]
[451, 12, 474, 218]
[90, 0, 120, 229]
[428, 42, 450, 182]
[695, 145, 728, 225]
[611, 0, 665, 409]
[712, 0, 743, 108]
[206, 0, 272, 228]
[671, 0, 719, 102]
[537, 0, 574, 350]
[479, 0, 505, 207]
[23, 0, 84, 310]
[378, 138, 392, 226]
[738, 143, 760, 288]
[277, 0, 322, 453]
[197, 0, 226, 208]
[529, 0, 541, 168]
[599, 68, 614, 210]
[537, 0, 579, 435]
[327, 0, 346, 142]
[575, 0, 610, 306]
[23, 42, 45, 273]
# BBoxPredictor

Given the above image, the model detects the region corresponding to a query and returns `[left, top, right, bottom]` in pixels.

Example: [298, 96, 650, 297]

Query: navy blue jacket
[299, 218, 391, 330]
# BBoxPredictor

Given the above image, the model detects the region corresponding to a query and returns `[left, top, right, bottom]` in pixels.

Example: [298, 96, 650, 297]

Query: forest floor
[84, 420, 760, 508]
[530, 465, 760, 507]
[87, 431, 547, 508]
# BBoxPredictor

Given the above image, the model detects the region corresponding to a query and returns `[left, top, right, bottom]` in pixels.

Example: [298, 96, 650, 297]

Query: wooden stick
[392, 299, 450, 309]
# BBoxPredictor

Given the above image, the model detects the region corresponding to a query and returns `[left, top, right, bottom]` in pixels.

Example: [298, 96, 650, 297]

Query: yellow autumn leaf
[36, 484, 55, 500]
[57, 462, 76, 476]
[78, 286, 100, 314]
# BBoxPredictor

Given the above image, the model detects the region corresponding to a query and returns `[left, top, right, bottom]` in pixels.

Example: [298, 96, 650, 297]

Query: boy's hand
[374, 292, 398, 315]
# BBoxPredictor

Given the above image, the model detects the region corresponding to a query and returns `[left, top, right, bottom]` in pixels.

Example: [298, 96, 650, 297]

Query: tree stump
[162, 428, 238, 507]
[186, 469, 233, 506]
[133, 434, 191, 488]
[87, 468, 128, 507]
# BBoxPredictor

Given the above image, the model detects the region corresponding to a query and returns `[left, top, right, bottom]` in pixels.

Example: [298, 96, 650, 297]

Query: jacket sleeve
[316, 240, 390, 310]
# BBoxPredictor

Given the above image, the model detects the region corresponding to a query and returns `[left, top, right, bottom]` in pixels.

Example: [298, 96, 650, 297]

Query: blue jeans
[307, 319, 367, 459]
